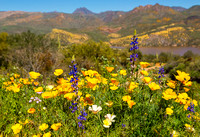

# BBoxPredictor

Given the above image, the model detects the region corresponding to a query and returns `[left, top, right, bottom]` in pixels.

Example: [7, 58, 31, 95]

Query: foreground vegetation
[0, 30, 200, 136]
[0, 61, 200, 136]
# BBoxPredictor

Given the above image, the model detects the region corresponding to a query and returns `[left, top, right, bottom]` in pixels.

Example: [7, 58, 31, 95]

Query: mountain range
[0, 4, 200, 46]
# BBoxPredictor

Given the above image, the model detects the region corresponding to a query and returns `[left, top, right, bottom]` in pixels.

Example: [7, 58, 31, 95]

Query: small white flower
[43, 107, 47, 110]
[36, 92, 43, 94]
[104, 114, 116, 122]
[88, 105, 102, 114]
[46, 85, 54, 90]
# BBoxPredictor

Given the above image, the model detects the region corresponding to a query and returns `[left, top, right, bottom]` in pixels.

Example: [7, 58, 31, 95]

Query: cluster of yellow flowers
[5, 63, 199, 136]
[162, 70, 197, 115]
[162, 89, 177, 100]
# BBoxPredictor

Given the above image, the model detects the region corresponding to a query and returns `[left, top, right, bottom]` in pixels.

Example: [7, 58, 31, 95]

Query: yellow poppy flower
[166, 107, 173, 115]
[119, 69, 127, 76]
[39, 123, 49, 131]
[127, 100, 136, 108]
[27, 108, 36, 114]
[142, 77, 152, 83]
[11, 124, 22, 134]
[140, 62, 150, 68]
[51, 123, 61, 131]
[54, 69, 63, 76]
[29, 71, 41, 79]
[105, 67, 114, 72]
[122, 95, 131, 102]
[148, 82, 160, 91]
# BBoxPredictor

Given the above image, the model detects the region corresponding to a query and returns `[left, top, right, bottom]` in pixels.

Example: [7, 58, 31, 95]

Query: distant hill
[171, 6, 187, 12]
[73, 7, 95, 15]
[185, 5, 200, 16]
[0, 4, 200, 47]
[97, 11, 125, 22]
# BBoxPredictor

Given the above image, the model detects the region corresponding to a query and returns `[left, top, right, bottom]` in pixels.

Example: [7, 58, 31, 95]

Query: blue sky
[1, 0, 200, 13]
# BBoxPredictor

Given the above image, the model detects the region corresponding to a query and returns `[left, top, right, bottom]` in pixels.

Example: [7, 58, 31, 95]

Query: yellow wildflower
[39, 123, 49, 131]
[166, 107, 173, 115]
[184, 81, 192, 87]
[34, 82, 39, 86]
[14, 74, 20, 78]
[29, 71, 41, 79]
[119, 69, 127, 76]
[43, 132, 51, 137]
[142, 77, 152, 83]
[11, 124, 22, 134]
[167, 80, 176, 89]
[175, 70, 190, 83]
[175, 93, 190, 104]
[140, 62, 150, 68]
[184, 87, 190, 92]
[101, 78, 108, 85]
[129, 82, 138, 92]
[110, 85, 118, 90]
[105, 101, 113, 107]
[185, 124, 195, 132]
[11, 84, 20, 93]
[64, 93, 76, 101]
[54, 69, 63, 76]
[105, 67, 114, 72]
[28, 108, 36, 114]
[111, 73, 118, 77]
[51, 123, 62, 131]
[42, 92, 53, 99]
[35, 87, 43, 93]
[127, 100, 136, 108]
[33, 134, 41, 137]
[10, 77, 14, 82]
[140, 70, 149, 76]
[19, 119, 30, 125]
[122, 95, 131, 102]
[148, 82, 160, 90]
[162, 88, 177, 100]
[192, 99, 198, 106]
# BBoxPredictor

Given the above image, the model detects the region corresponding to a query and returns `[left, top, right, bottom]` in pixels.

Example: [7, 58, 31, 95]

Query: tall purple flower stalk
[129, 30, 139, 75]
[68, 56, 87, 130]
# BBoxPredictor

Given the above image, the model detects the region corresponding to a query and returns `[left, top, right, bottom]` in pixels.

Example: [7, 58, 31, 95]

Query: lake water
[111, 46, 200, 56]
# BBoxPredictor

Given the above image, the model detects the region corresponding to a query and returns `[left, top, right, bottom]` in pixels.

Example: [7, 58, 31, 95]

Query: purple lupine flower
[187, 103, 195, 113]
[129, 31, 139, 70]
[77, 109, 87, 129]
[158, 66, 165, 78]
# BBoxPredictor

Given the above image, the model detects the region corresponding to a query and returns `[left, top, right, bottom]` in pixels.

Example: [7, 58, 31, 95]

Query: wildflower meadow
[0, 33, 200, 137]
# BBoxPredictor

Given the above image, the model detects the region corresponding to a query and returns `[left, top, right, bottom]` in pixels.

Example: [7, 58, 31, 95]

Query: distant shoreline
[111, 46, 200, 55]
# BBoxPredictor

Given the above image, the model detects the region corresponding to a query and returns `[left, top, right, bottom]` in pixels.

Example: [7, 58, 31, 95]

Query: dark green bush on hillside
[63, 40, 115, 70]
[0, 32, 9, 68]
[4, 31, 59, 79]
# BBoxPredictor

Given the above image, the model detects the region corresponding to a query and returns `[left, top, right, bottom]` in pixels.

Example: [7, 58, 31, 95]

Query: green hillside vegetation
[47, 29, 89, 45]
